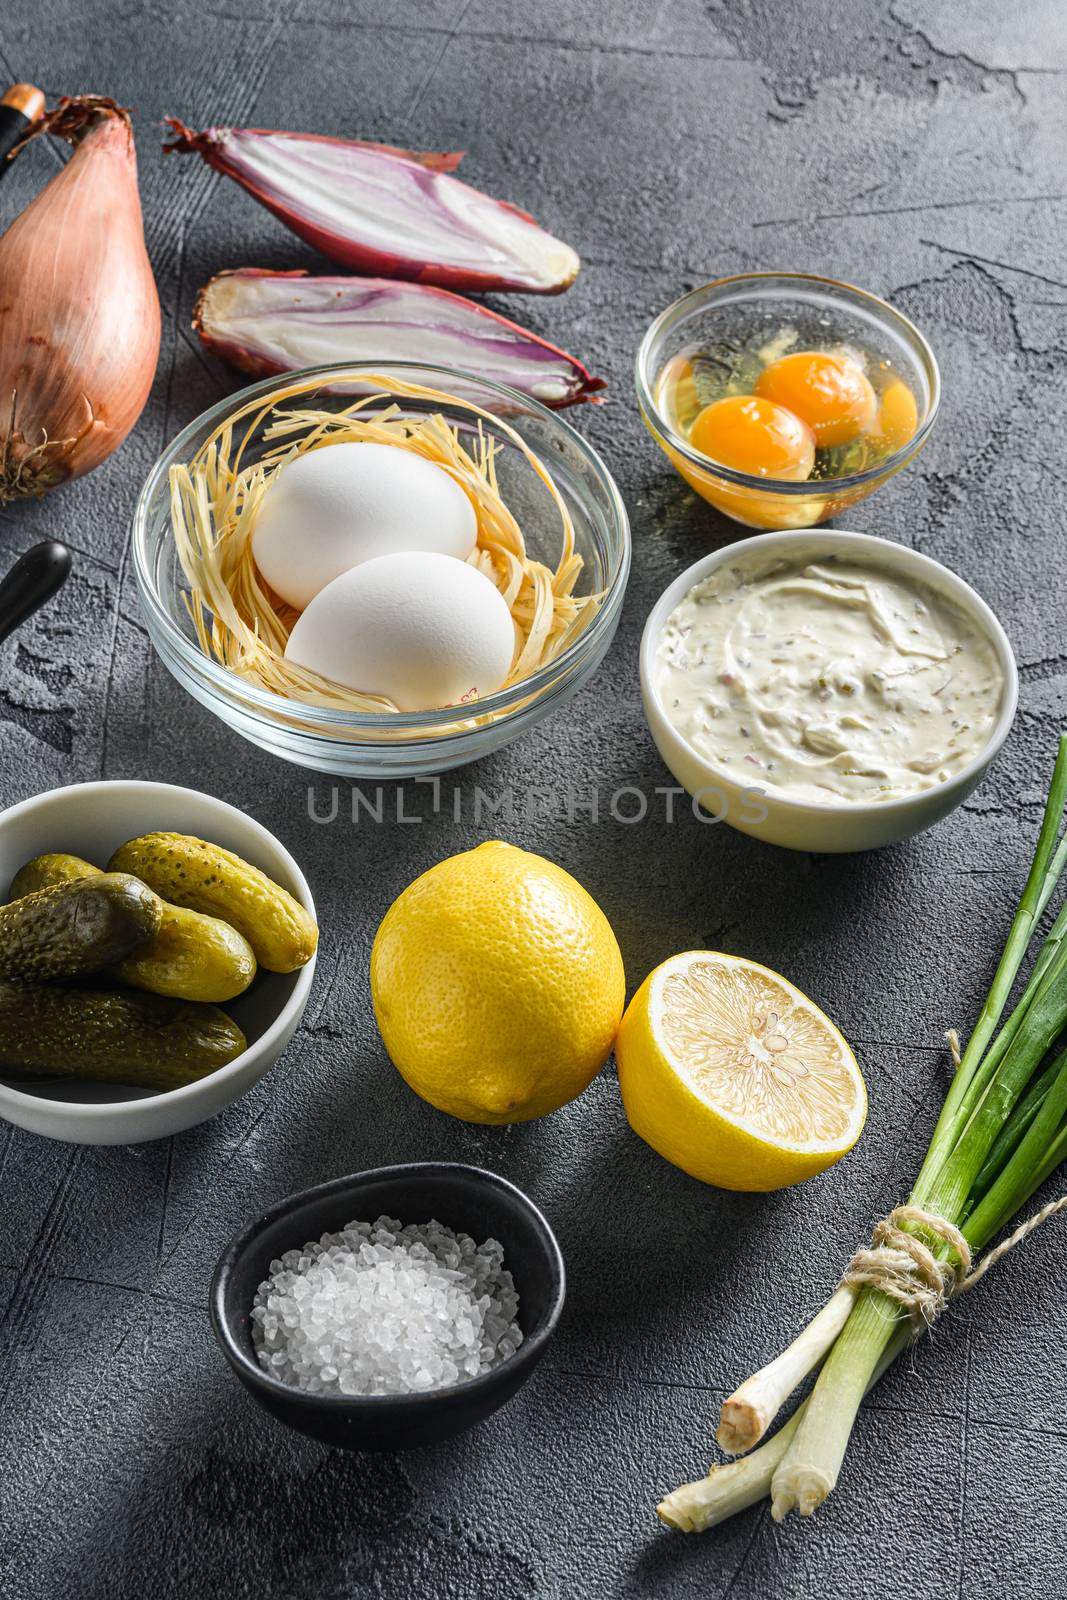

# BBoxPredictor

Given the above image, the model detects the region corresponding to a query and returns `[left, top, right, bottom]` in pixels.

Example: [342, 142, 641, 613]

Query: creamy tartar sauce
[656, 555, 1005, 804]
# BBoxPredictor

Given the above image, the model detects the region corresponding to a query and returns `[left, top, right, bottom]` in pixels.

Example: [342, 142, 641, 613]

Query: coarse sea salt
[250, 1215, 523, 1396]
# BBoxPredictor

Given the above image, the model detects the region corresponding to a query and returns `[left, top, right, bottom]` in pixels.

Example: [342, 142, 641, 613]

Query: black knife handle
[0, 107, 30, 169]
[0, 86, 44, 173]
[0, 542, 72, 645]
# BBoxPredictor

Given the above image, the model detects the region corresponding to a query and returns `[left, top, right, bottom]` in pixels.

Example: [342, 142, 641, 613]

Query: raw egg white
[252, 441, 478, 610]
[284, 551, 516, 712]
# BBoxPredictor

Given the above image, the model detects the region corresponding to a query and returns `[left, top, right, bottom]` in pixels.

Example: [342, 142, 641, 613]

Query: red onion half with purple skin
[165, 121, 581, 295]
[194, 270, 605, 409]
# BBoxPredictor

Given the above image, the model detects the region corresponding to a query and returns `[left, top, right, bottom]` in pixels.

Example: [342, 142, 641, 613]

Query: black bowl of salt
[210, 1161, 566, 1450]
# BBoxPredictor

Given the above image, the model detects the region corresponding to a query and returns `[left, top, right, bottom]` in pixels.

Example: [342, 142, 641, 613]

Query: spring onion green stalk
[971, 1051, 1064, 1199]
[911, 738, 1067, 1201]
[960, 1044, 1067, 1246]
[930, 860, 1067, 1174]
[673, 737, 1067, 1526]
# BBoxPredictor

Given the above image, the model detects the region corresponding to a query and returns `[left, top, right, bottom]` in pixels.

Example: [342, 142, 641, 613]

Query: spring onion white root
[660, 1408, 803, 1532]
[663, 1329, 909, 1532]
[716, 1284, 857, 1455]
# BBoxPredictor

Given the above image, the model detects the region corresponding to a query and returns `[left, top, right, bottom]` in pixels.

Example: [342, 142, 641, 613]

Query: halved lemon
[615, 951, 866, 1191]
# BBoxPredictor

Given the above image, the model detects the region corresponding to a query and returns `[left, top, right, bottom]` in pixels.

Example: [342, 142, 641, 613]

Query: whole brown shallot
[0, 96, 161, 499]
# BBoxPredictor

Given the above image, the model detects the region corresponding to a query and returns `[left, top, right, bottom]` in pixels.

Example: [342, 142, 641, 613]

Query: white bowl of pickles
[0, 780, 317, 1145]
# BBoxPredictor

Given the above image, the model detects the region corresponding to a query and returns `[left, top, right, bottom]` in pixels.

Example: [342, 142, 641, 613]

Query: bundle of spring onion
[660, 735, 1067, 1530]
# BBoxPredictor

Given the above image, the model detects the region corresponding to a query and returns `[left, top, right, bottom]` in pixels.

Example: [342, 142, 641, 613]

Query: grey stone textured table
[2, 2, 1065, 1595]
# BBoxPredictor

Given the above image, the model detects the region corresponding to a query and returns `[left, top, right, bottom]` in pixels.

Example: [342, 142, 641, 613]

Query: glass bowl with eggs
[133, 363, 630, 776]
[636, 272, 940, 531]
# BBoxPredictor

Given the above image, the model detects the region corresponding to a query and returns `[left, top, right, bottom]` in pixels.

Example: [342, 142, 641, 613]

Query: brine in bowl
[636, 273, 940, 531]
[133, 363, 630, 778]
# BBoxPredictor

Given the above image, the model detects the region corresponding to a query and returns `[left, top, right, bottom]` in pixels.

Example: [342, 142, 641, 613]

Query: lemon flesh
[371, 841, 625, 1124]
[616, 951, 866, 1191]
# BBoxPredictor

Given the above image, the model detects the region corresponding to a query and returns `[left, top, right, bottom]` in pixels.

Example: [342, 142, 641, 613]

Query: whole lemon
[371, 841, 626, 1123]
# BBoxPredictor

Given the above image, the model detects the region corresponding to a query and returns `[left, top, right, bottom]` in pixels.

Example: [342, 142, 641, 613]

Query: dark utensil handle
[0, 542, 72, 645]
[0, 104, 33, 170]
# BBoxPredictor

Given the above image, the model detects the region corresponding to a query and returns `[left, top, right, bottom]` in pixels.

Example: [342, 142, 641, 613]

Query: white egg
[252, 441, 478, 610]
[284, 551, 516, 712]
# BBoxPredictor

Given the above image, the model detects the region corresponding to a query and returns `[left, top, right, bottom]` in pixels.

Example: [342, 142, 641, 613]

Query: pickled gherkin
[0, 980, 247, 1091]
[109, 833, 317, 973]
[9, 851, 258, 1002]
[0, 874, 162, 982]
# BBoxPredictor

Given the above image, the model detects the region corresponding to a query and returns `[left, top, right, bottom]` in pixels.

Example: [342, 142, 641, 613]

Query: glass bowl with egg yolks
[133, 363, 630, 778]
[636, 273, 940, 531]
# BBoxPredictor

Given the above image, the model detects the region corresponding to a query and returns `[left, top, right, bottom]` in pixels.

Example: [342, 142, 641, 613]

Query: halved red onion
[165, 121, 580, 295]
[193, 269, 606, 409]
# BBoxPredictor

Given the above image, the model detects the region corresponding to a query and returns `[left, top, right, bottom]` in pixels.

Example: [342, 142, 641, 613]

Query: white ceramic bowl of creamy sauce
[640, 530, 1018, 853]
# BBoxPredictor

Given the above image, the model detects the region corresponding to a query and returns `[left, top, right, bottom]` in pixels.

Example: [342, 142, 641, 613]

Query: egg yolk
[754, 351, 877, 448]
[689, 394, 815, 481]
[873, 378, 919, 451]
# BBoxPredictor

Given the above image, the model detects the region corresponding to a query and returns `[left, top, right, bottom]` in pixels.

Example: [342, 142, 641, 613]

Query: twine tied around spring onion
[843, 1192, 1067, 1331]
[841, 1029, 1067, 1332]
[841, 1205, 971, 1328]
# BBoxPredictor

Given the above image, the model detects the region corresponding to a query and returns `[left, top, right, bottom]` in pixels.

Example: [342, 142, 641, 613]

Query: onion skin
[164, 120, 581, 295]
[0, 96, 161, 499]
[194, 268, 605, 409]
